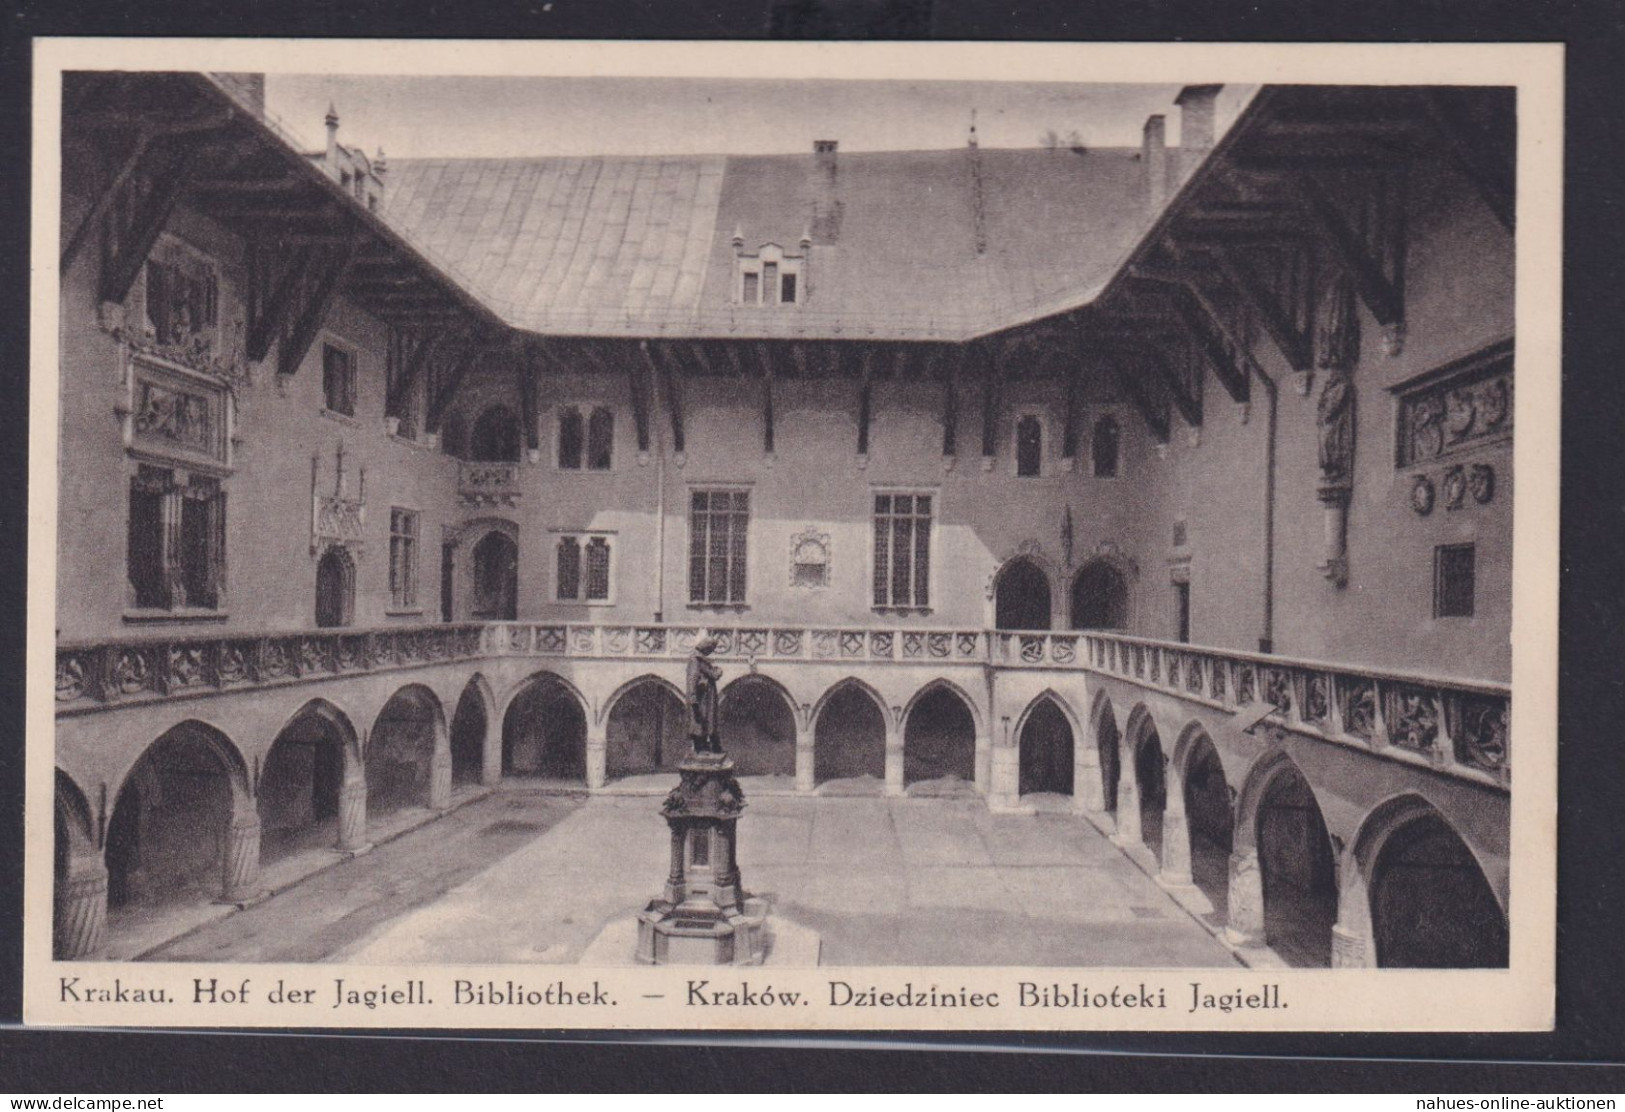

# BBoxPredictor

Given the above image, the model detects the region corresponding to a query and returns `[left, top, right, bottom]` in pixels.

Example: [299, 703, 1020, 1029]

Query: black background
[2, 0, 1622, 1091]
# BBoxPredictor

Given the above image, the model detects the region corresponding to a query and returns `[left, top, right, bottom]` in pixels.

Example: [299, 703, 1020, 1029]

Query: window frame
[320, 338, 359, 419]
[1433, 542, 1476, 619]
[124, 462, 228, 620]
[388, 507, 421, 613]
[688, 487, 752, 608]
[870, 487, 937, 614]
[1090, 412, 1123, 480]
[552, 530, 617, 606]
[1013, 409, 1046, 478]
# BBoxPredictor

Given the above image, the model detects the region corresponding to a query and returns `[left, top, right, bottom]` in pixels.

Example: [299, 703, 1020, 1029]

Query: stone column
[1112, 763, 1143, 847]
[585, 725, 608, 791]
[428, 746, 453, 810]
[1158, 798, 1193, 886]
[1331, 858, 1376, 968]
[219, 811, 262, 904]
[1224, 849, 1266, 946]
[54, 854, 108, 960]
[974, 732, 992, 796]
[794, 721, 816, 793]
[480, 711, 502, 787]
[1076, 728, 1106, 814]
[337, 776, 369, 852]
[884, 720, 905, 797]
[989, 737, 1021, 811]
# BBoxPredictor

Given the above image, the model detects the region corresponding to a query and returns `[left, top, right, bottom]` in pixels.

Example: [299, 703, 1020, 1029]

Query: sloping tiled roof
[382, 145, 1169, 341]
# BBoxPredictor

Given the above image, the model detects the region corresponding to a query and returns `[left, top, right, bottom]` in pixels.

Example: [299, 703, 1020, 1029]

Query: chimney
[809, 140, 842, 244]
[325, 103, 340, 165]
[1175, 84, 1222, 154]
[1143, 114, 1169, 212]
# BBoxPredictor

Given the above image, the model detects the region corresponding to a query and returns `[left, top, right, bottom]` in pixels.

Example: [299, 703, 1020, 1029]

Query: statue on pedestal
[686, 632, 724, 756]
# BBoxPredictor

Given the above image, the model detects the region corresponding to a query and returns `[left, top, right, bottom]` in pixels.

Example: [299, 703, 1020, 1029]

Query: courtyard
[145, 786, 1243, 969]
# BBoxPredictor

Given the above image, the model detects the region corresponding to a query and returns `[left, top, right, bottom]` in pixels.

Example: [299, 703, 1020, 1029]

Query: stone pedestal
[636, 753, 767, 966]
[1224, 849, 1266, 946]
[1158, 807, 1193, 886]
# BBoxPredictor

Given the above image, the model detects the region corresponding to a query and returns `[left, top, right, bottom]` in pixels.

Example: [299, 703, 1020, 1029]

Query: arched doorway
[903, 685, 976, 788]
[1071, 560, 1128, 630]
[1133, 721, 1168, 861]
[1371, 811, 1508, 968]
[1182, 732, 1233, 919]
[606, 678, 686, 779]
[814, 684, 886, 786]
[502, 675, 587, 781]
[258, 704, 353, 863]
[1018, 698, 1074, 797]
[1256, 762, 1337, 967]
[471, 531, 518, 620]
[105, 723, 245, 911]
[1095, 700, 1121, 814]
[449, 679, 490, 786]
[995, 558, 1052, 630]
[315, 546, 355, 628]
[719, 677, 797, 777]
[470, 404, 520, 462]
[368, 686, 445, 816]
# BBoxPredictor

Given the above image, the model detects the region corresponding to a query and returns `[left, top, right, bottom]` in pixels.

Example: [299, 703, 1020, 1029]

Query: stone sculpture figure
[686, 632, 724, 754]
[1316, 372, 1355, 488]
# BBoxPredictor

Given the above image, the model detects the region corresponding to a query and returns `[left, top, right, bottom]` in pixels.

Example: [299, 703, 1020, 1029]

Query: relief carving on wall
[789, 527, 831, 589]
[1394, 343, 1513, 467]
[311, 442, 366, 557]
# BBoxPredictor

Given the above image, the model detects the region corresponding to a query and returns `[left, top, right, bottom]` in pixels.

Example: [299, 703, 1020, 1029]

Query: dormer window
[734, 240, 806, 307]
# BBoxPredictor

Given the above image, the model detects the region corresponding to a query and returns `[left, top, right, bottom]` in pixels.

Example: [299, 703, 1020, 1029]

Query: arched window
[557, 407, 584, 469]
[1091, 415, 1120, 478]
[1016, 414, 1043, 477]
[470, 405, 520, 462]
[586, 407, 614, 470]
[315, 546, 355, 628]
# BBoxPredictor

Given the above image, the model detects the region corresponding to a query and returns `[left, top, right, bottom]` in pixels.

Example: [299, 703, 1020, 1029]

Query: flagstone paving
[147, 787, 1241, 968]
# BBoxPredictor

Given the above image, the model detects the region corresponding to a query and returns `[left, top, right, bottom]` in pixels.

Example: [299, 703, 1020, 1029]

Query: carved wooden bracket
[275, 239, 360, 379]
[96, 139, 205, 305]
[1286, 170, 1407, 336]
[1205, 240, 1315, 373]
[756, 344, 776, 454]
[1129, 270, 1255, 404]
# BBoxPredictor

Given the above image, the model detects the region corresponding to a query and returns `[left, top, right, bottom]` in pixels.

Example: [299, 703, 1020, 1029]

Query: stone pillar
[428, 746, 453, 810]
[480, 711, 502, 787]
[54, 854, 108, 960]
[884, 721, 904, 797]
[1113, 764, 1143, 847]
[1159, 799, 1193, 886]
[794, 721, 815, 793]
[1331, 858, 1376, 968]
[974, 732, 992, 796]
[585, 726, 608, 791]
[989, 740, 1021, 811]
[219, 812, 262, 904]
[337, 776, 369, 852]
[1076, 729, 1106, 814]
[1224, 849, 1266, 946]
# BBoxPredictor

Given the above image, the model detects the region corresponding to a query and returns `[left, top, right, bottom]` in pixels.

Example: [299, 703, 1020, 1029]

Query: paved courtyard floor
[149, 787, 1242, 968]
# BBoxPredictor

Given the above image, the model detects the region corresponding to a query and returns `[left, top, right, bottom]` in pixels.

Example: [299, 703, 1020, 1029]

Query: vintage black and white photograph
[28, 39, 1558, 1031]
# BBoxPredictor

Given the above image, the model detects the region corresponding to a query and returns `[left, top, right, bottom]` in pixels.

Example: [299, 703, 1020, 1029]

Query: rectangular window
[389, 508, 419, 610]
[742, 271, 760, 305]
[322, 343, 356, 416]
[385, 330, 418, 439]
[1434, 543, 1476, 618]
[127, 466, 225, 611]
[689, 490, 750, 605]
[558, 408, 584, 469]
[555, 534, 613, 603]
[586, 407, 614, 470]
[873, 492, 932, 609]
[1174, 581, 1191, 643]
[763, 262, 779, 304]
[780, 272, 797, 304]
